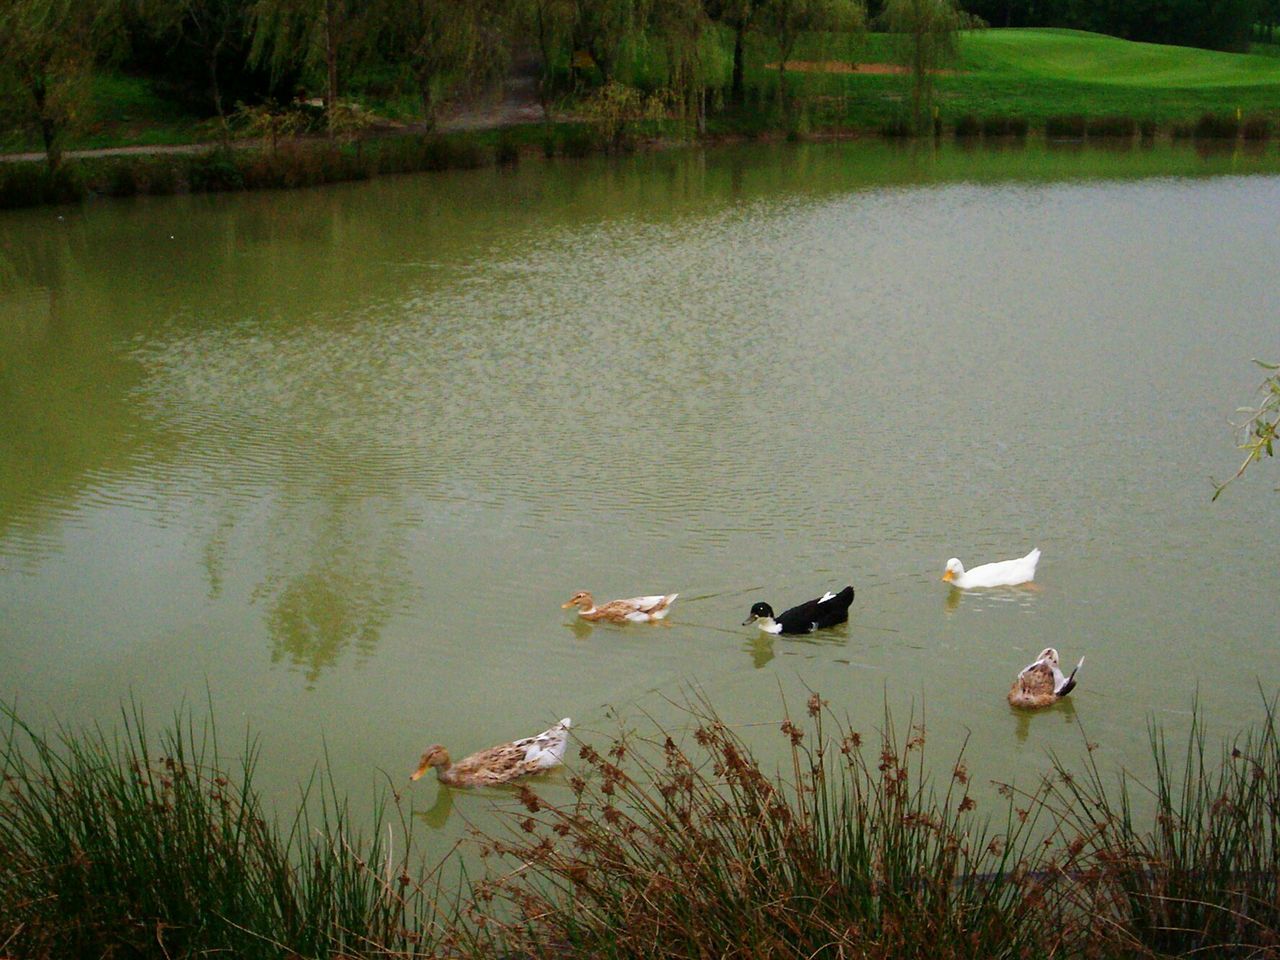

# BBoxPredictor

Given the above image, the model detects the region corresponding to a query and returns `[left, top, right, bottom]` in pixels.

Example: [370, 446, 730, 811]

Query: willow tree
[523, 0, 575, 123]
[573, 0, 652, 85]
[138, 0, 252, 134]
[1214, 360, 1280, 500]
[249, 0, 374, 124]
[705, 0, 754, 106]
[879, 0, 976, 134]
[755, 0, 863, 118]
[0, 0, 119, 172]
[651, 0, 714, 132]
[382, 0, 511, 128]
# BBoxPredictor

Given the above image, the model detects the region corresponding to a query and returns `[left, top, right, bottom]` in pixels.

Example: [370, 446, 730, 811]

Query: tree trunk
[731, 22, 746, 107]
[31, 77, 60, 174]
[420, 80, 436, 130]
[208, 42, 228, 142]
[325, 0, 340, 133]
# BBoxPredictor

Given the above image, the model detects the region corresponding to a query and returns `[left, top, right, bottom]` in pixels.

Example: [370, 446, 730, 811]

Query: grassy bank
[5, 694, 1280, 958]
[3, 27, 1280, 210]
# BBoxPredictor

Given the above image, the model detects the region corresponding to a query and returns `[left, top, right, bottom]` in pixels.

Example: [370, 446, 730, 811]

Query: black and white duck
[742, 585, 855, 635]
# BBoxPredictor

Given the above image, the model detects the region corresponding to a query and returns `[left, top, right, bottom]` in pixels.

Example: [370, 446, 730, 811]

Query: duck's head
[742, 602, 775, 626]
[561, 591, 594, 610]
[411, 745, 451, 781]
[941, 558, 964, 583]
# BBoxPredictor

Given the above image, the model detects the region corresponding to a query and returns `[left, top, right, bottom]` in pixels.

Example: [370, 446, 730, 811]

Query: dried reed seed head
[521, 817, 537, 833]
[953, 762, 969, 785]
[780, 720, 804, 745]
[517, 786, 541, 813]
[807, 693, 827, 717]
[959, 795, 976, 813]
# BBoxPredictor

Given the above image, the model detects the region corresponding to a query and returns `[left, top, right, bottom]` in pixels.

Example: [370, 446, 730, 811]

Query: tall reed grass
[0, 701, 446, 959]
[474, 693, 1068, 960]
[6, 694, 1280, 958]
[1044, 697, 1280, 958]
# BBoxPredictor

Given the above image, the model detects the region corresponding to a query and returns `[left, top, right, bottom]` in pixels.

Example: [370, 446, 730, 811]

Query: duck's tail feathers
[822, 585, 855, 607]
[524, 718, 572, 766]
[1056, 657, 1084, 697]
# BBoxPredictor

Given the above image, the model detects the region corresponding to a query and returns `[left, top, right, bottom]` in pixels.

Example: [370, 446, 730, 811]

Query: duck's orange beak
[560, 599, 576, 609]
[941, 570, 954, 583]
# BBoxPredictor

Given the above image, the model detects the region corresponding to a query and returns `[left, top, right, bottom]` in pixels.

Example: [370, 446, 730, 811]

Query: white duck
[942, 547, 1040, 589]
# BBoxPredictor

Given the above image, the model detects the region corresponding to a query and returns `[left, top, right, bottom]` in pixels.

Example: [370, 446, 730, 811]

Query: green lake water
[2, 138, 1279, 849]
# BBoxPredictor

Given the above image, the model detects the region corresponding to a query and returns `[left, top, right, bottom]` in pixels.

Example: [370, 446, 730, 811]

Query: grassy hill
[760, 27, 1280, 129]
[960, 28, 1280, 87]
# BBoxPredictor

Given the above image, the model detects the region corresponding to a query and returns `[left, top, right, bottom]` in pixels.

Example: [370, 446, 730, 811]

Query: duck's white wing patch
[520, 719, 572, 767]
[817, 591, 836, 604]
[627, 595, 670, 609]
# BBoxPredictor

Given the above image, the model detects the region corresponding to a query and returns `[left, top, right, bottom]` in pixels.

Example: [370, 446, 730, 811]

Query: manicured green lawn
[746, 27, 1280, 129]
[961, 27, 1280, 86]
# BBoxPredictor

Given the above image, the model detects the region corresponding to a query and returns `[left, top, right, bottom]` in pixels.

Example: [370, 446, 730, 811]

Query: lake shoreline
[2, 108, 1276, 212]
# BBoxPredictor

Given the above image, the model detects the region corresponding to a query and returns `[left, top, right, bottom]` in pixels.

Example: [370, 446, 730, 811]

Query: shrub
[1086, 116, 1137, 138]
[0, 163, 51, 210]
[954, 114, 981, 137]
[1242, 115, 1272, 140]
[186, 148, 246, 193]
[495, 132, 520, 166]
[1194, 112, 1240, 139]
[1045, 115, 1086, 138]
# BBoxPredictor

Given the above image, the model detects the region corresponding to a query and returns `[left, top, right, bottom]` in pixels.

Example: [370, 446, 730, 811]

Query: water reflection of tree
[249, 481, 414, 689]
[263, 564, 394, 688]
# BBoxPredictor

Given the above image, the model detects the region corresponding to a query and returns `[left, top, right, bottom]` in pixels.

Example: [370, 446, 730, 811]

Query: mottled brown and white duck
[561, 591, 678, 623]
[410, 718, 571, 787]
[1007, 648, 1083, 709]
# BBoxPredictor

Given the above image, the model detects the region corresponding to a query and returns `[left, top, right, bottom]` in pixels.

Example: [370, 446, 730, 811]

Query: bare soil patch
[766, 60, 955, 75]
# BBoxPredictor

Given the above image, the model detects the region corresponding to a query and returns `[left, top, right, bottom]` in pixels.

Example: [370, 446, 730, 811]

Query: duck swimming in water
[411, 718, 572, 787]
[561, 591, 678, 623]
[742, 586, 855, 635]
[942, 547, 1040, 589]
[1007, 648, 1083, 709]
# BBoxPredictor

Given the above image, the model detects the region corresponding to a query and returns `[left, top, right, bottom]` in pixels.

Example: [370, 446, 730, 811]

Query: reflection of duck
[1008, 648, 1083, 709]
[742, 586, 855, 635]
[942, 547, 1040, 589]
[410, 719, 572, 787]
[561, 591, 678, 623]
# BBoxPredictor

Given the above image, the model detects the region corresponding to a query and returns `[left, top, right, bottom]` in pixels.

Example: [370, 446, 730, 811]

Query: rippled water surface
[3, 140, 1279, 839]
